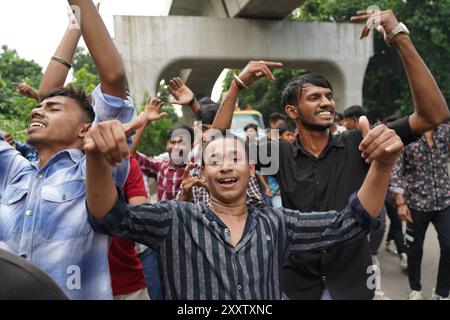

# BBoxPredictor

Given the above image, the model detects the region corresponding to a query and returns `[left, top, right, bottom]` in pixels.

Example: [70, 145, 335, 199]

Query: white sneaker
[430, 290, 449, 300]
[400, 253, 408, 271]
[409, 290, 424, 300]
[374, 289, 391, 300]
[385, 240, 398, 255]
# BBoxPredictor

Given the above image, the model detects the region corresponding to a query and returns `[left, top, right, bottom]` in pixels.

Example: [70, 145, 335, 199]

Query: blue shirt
[15, 142, 39, 162]
[0, 85, 136, 300]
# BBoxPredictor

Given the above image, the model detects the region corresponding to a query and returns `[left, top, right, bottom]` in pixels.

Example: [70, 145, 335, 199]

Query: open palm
[142, 97, 168, 122]
[167, 77, 194, 105]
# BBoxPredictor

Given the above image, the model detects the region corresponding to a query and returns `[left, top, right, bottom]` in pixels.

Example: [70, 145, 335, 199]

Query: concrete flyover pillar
[114, 16, 373, 115]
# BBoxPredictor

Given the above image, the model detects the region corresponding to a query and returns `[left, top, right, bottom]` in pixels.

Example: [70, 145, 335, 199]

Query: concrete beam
[169, 0, 305, 19]
[114, 16, 373, 113]
[225, 0, 305, 19]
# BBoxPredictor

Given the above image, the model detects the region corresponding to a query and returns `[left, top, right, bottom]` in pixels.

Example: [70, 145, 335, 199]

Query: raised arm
[351, 9, 449, 135]
[68, 0, 126, 99]
[130, 97, 167, 155]
[213, 60, 283, 129]
[167, 77, 201, 116]
[83, 118, 173, 248]
[38, 6, 84, 97]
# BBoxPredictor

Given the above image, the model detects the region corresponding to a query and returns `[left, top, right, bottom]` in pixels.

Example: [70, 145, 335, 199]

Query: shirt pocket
[0, 185, 28, 241]
[38, 180, 91, 241]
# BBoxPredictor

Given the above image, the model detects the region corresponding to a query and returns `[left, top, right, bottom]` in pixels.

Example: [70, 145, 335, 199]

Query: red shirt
[108, 156, 148, 296]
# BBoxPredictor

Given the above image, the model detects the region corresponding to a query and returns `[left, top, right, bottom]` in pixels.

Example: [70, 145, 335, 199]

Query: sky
[0, 0, 225, 103]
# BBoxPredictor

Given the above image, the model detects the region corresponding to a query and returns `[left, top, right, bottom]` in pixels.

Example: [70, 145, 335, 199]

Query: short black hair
[343, 105, 367, 119]
[268, 112, 287, 124]
[335, 112, 344, 121]
[276, 123, 293, 136]
[197, 98, 220, 125]
[167, 124, 195, 145]
[281, 73, 333, 108]
[244, 123, 258, 132]
[41, 86, 95, 123]
[202, 130, 249, 165]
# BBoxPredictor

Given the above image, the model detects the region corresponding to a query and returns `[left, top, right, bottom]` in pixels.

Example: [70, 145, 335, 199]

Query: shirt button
[237, 285, 242, 290]
[266, 235, 271, 241]
[322, 276, 327, 281]
[224, 228, 229, 233]
[62, 193, 68, 201]
[322, 250, 327, 254]
[25, 210, 33, 217]
[36, 174, 43, 179]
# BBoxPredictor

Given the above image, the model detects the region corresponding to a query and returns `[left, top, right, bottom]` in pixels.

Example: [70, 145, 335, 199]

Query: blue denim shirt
[0, 85, 136, 300]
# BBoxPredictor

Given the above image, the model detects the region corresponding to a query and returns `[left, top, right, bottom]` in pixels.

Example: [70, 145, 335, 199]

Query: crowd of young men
[0, 2, 448, 300]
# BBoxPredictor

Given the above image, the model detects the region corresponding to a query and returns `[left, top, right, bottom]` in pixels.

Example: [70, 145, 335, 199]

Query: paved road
[378, 222, 440, 300]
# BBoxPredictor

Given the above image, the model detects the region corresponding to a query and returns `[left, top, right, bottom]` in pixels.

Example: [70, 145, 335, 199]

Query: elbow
[102, 67, 127, 90]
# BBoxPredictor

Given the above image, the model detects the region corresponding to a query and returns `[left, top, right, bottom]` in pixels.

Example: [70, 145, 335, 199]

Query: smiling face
[26, 96, 91, 152]
[202, 137, 253, 204]
[286, 83, 335, 132]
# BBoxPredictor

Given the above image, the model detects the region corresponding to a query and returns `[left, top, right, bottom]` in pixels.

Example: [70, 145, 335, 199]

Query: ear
[78, 123, 92, 139]
[285, 104, 298, 121]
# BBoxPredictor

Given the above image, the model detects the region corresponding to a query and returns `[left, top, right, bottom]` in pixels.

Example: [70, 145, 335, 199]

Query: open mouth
[29, 121, 47, 129]
[316, 111, 334, 119]
[217, 177, 239, 186]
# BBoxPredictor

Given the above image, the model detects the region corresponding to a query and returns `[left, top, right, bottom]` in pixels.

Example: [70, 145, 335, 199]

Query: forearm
[86, 152, 119, 219]
[130, 124, 148, 155]
[39, 27, 81, 96]
[258, 175, 269, 190]
[213, 81, 240, 129]
[393, 35, 449, 133]
[357, 161, 393, 217]
[68, 0, 126, 98]
[190, 100, 201, 116]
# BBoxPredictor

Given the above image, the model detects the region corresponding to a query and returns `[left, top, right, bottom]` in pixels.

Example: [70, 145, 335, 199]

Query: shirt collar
[292, 131, 345, 158]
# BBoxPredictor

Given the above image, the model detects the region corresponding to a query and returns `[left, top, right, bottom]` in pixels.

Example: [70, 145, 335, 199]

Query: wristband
[51, 55, 72, 69]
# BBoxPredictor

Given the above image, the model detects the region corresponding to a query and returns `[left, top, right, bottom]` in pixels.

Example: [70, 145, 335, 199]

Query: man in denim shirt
[0, 0, 136, 299]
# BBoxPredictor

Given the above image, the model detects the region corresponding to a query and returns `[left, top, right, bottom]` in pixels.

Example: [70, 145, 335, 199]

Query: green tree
[292, 0, 450, 121]
[137, 82, 180, 156]
[0, 45, 42, 141]
[223, 0, 450, 123]
[70, 47, 99, 95]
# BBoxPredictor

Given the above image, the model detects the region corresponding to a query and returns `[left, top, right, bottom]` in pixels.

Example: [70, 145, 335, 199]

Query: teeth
[317, 111, 332, 117]
[30, 122, 46, 129]
[219, 178, 237, 183]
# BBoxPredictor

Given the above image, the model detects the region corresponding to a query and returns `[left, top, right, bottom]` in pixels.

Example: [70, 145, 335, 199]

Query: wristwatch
[385, 22, 409, 46]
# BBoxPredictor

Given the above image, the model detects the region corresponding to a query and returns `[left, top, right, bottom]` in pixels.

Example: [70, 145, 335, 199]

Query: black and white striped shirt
[88, 192, 378, 300]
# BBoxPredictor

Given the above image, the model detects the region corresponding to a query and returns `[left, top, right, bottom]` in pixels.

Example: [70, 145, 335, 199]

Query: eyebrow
[37, 101, 66, 108]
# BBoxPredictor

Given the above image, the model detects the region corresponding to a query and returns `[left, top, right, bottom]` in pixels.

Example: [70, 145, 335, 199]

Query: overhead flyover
[115, 0, 373, 124]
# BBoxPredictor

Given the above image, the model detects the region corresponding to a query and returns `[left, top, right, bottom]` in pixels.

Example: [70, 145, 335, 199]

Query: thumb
[83, 137, 96, 153]
[124, 114, 147, 136]
[359, 116, 370, 139]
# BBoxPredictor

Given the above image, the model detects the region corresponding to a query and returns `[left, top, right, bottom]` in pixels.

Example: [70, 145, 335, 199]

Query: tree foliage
[223, 0, 450, 123]
[0, 45, 42, 141]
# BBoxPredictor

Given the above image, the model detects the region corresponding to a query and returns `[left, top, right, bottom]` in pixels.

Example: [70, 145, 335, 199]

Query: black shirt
[274, 116, 418, 299]
[0, 249, 68, 300]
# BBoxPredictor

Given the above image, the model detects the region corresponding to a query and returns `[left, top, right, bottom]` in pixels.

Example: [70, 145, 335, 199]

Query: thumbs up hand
[358, 116, 403, 166]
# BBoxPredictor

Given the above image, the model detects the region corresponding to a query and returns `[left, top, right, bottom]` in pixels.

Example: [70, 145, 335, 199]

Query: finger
[124, 115, 147, 135]
[101, 124, 123, 165]
[88, 129, 115, 165]
[146, 96, 152, 106]
[183, 162, 195, 178]
[359, 116, 370, 140]
[262, 61, 283, 68]
[363, 134, 398, 163]
[111, 123, 130, 161]
[351, 14, 370, 22]
[83, 136, 96, 153]
[360, 24, 368, 39]
[361, 128, 394, 159]
[175, 77, 183, 88]
[359, 123, 384, 152]
[156, 112, 168, 120]
[261, 65, 275, 80]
